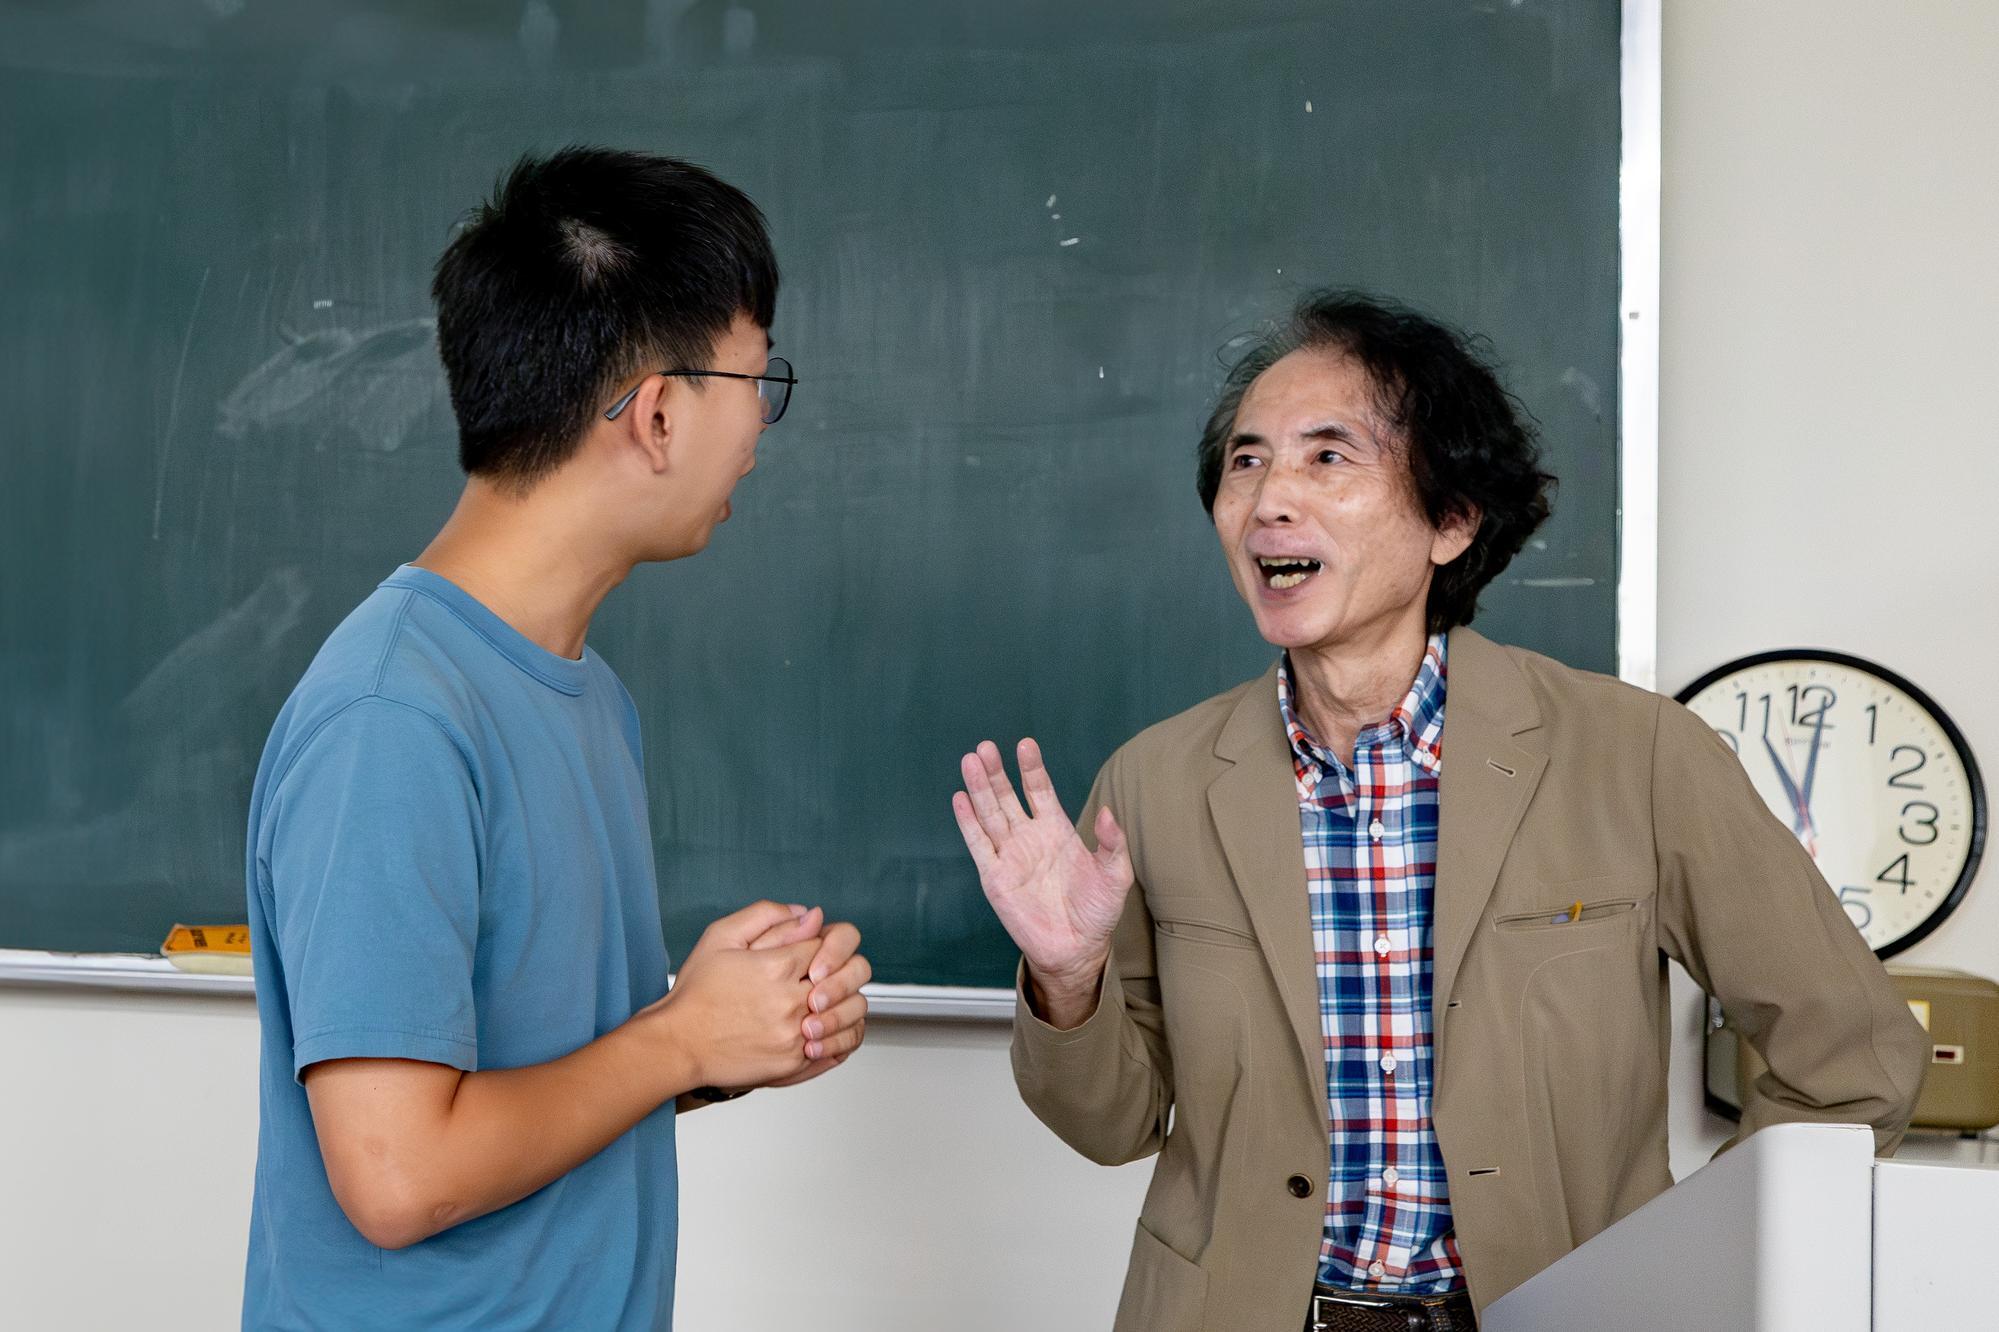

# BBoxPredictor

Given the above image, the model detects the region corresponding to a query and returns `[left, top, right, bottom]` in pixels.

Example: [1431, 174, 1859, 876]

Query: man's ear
[1431, 503, 1481, 567]
[615, 374, 675, 476]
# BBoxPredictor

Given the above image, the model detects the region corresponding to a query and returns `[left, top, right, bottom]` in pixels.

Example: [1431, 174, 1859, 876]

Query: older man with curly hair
[951, 291, 1926, 1332]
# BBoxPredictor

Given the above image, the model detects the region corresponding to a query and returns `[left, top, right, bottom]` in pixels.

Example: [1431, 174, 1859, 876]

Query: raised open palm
[951, 738, 1134, 985]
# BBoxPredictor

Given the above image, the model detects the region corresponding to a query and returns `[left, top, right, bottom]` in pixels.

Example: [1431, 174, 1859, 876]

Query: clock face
[1677, 652, 1986, 958]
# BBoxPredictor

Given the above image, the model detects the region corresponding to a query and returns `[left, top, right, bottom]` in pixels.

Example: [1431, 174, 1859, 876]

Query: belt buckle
[1310, 1288, 1458, 1332]
[1310, 1289, 1400, 1332]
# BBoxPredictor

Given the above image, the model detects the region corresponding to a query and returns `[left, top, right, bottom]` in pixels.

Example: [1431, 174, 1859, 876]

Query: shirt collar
[1277, 634, 1449, 786]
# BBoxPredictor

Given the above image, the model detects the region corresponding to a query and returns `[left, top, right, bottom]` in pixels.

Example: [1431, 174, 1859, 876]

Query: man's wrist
[1034, 951, 1109, 996]
[1026, 953, 1108, 1028]
[632, 995, 708, 1100]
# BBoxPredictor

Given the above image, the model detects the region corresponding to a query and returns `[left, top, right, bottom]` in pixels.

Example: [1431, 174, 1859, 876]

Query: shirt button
[1369, 818, 1385, 841]
[1287, 1174, 1314, 1198]
[1380, 1054, 1398, 1074]
[1382, 1167, 1400, 1187]
[1368, 1261, 1387, 1279]
[1373, 935, 1391, 957]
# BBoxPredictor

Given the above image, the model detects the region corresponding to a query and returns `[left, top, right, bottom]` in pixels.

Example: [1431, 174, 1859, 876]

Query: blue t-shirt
[243, 565, 677, 1330]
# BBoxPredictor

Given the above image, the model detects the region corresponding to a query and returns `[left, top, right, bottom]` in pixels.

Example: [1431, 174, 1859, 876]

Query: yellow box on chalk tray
[161, 923, 253, 977]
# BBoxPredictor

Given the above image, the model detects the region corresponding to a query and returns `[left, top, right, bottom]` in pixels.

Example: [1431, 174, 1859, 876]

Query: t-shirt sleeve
[263, 696, 483, 1081]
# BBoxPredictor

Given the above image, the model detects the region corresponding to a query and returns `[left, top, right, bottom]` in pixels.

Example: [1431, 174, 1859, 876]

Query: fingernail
[806, 1041, 822, 1059]
[805, 1019, 823, 1040]
[810, 971, 826, 987]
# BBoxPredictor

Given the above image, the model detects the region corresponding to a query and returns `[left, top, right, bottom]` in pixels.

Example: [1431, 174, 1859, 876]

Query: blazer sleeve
[1650, 696, 1930, 1155]
[1009, 757, 1175, 1166]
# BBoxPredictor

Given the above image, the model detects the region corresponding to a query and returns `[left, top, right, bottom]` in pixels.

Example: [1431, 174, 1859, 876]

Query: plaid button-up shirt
[1279, 635, 1464, 1293]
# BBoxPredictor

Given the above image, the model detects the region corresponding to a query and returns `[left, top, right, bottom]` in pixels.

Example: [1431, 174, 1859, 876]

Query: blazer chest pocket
[1493, 897, 1644, 933]
[1149, 893, 1260, 951]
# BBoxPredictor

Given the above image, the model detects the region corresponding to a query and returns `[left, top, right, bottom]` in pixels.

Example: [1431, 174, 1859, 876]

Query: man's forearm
[314, 1010, 698, 1249]
[431, 1017, 698, 1227]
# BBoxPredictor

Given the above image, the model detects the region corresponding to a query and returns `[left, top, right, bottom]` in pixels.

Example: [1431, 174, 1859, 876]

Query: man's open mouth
[1256, 556, 1322, 590]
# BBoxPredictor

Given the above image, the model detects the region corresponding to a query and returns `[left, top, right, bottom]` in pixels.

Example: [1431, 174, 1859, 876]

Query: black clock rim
[1672, 648, 1986, 961]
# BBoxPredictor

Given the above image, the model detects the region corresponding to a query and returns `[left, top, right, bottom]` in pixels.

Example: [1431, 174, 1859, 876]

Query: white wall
[4, 2, 1997, 1326]
[1657, 0, 1999, 1179]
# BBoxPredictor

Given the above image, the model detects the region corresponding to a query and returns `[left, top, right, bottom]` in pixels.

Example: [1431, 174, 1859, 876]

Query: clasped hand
[660, 901, 871, 1093]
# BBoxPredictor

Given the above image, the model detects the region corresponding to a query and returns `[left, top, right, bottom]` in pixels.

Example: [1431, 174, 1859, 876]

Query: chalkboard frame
[0, 0, 1662, 1019]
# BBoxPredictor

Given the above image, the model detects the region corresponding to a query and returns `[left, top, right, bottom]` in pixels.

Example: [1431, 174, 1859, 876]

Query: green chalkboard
[0, 0, 1623, 988]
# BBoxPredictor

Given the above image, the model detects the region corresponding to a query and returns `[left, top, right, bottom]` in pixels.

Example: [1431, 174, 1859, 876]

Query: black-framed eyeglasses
[603, 355, 796, 426]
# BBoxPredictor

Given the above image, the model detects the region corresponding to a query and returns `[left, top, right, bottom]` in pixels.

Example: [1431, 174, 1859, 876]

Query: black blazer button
[1287, 1174, 1313, 1198]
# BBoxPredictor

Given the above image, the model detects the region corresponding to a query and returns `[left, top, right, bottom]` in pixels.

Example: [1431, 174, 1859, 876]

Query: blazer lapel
[1431, 629, 1547, 1046]
[1208, 663, 1325, 1099]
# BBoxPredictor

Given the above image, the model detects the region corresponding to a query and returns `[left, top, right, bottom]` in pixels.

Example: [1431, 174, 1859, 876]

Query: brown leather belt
[1306, 1284, 1477, 1332]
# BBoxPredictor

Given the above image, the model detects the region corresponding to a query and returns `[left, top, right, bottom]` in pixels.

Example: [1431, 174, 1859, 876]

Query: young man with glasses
[243, 147, 852, 1330]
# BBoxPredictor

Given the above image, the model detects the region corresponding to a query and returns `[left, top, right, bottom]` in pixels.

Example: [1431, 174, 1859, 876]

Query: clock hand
[1762, 734, 1811, 839]
[1798, 715, 1828, 823]
[1791, 720, 1823, 856]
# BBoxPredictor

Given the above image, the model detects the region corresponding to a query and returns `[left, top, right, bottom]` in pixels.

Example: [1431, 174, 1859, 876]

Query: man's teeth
[1257, 555, 1321, 590]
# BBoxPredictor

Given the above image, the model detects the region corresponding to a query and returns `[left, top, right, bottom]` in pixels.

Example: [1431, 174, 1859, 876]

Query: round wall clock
[1675, 650, 1986, 959]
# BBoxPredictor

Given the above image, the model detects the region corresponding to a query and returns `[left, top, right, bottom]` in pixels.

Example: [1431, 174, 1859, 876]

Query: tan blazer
[1012, 628, 1928, 1329]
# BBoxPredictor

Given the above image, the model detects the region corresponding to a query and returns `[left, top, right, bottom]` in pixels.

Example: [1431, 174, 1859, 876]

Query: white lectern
[1483, 1123, 1999, 1331]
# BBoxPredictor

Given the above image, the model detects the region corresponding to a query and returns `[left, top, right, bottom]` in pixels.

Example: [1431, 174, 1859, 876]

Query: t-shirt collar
[381, 565, 592, 696]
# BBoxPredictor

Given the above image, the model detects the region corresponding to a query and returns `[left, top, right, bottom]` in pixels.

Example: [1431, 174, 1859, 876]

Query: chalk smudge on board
[217, 318, 442, 452]
[722, 4, 757, 56]
[1559, 366, 1603, 418]
[153, 265, 213, 540]
[519, 0, 559, 63]
[121, 567, 310, 736]
[0, 568, 311, 887]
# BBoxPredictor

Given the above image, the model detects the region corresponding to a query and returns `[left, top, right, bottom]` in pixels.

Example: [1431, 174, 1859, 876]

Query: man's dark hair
[431, 146, 779, 489]
[1195, 289, 1556, 634]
